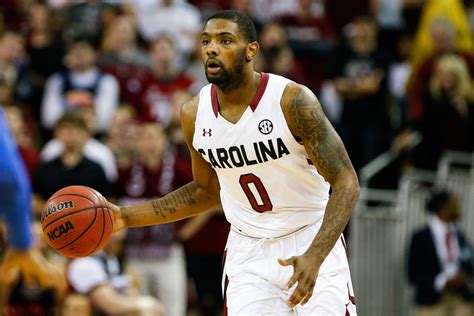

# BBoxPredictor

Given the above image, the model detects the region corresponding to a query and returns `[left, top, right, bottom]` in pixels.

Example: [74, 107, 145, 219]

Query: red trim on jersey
[346, 307, 350, 316]
[211, 85, 219, 118]
[306, 158, 314, 165]
[341, 236, 350, 259]
[250, 72, 269, 111]
[210, 72, 269, 117]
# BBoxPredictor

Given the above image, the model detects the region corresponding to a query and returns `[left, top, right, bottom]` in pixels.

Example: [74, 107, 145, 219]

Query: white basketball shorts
[222, 222, 357, 315]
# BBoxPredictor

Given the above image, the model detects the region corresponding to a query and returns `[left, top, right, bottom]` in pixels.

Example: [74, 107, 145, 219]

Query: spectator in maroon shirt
[138, 36, 194, 125]
[117, 122, 193, 316]
[276, 0, 336, 93]
[98, 14, 152, 118]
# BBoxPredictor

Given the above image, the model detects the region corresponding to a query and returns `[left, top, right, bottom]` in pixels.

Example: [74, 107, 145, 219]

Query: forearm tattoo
[151, 184, 197, 219]
[288, 86, 359, 258]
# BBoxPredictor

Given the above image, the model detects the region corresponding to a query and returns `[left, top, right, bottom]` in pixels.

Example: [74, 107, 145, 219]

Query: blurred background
[0, 0, 473, 315]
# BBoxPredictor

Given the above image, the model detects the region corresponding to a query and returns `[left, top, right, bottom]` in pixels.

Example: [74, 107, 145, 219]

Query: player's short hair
[426, 189, 451, 214]
[205, 10, 257, 43]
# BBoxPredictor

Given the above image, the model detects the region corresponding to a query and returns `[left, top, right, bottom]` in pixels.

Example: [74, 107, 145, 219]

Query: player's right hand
[107, 201, 126, 232]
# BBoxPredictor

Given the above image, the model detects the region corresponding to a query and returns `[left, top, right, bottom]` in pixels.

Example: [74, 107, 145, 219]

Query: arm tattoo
[288, 88, 352, 176]
[151, 184, 197, 219]
[288, 86, 359, 259]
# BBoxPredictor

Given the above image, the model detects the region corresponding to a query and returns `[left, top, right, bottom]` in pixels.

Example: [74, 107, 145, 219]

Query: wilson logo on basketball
[47, 220, 75, 241]
[41, 201, 74, 222]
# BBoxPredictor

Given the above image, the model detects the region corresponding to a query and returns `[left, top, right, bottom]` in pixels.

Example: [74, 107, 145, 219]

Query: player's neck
[215, 71, 260, 109]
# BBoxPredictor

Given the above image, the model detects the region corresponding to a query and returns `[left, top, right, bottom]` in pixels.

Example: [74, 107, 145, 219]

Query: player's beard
[205, 48, 246, 91]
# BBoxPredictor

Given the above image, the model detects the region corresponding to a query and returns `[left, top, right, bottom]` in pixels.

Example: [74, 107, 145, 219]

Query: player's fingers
[287, 285, 305, 307]
[278, 257, 295, 266]
[284, 274, 299, 291]
[300, 281, 315, 306]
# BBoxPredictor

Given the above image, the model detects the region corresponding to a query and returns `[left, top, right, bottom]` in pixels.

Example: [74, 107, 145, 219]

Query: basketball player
[110, 10, 359, 315]
[0, 107, 59, 311]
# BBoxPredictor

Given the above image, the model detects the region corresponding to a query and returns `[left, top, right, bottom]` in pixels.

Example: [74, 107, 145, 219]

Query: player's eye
[222, 39, 232, 45]
[202, 39, 210, 45]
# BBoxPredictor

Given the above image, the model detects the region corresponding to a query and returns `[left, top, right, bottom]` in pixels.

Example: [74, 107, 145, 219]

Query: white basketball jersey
[193, 73, 330, 238]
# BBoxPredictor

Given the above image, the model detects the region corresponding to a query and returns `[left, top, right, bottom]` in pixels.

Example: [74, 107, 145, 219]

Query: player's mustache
[206, 59, 223, 67]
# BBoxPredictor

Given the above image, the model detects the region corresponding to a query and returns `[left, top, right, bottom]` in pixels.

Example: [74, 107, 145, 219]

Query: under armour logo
[203, 128, 212, 137]
[258, 119, 273, 135]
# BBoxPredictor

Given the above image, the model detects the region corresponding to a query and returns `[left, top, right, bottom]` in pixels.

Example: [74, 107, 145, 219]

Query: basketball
[40, 185, 113, 258]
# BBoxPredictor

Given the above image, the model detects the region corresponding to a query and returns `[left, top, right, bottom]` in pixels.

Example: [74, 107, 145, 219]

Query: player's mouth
[206, 60, 222, 74]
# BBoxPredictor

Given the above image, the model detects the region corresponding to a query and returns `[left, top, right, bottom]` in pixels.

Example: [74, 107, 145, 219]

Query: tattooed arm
[110, 96, 221, 229]
[278, 83, 360, 307]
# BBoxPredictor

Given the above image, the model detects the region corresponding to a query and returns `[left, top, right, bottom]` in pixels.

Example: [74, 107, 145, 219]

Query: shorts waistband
[230, 224, 312, 240]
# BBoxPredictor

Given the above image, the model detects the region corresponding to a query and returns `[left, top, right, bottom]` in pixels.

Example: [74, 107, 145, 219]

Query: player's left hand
[278, 253, 322, 308]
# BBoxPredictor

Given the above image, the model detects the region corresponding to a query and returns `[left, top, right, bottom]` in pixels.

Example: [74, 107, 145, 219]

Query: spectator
[39, 131, 118, 184]
[39, 99, 118, 184]
[410, 0, 473, 72]
[139, 36, 194, 125]
[413, 54, 474, 170]
[118, 122, 192, 316]
[407, 18, 474, 122]
[98, 14, 151, 118]
[133, 0, 201, 59]
[99, 14, 149, 68]
[61, 0, 115, 45]
[102, 104, 138, 169]
[67, 230, 164, 316]
[257, 22, 305, 84]
[99, 14, 151, 113]
[15, 2, 65, 120]
[330, 13, 391, 171]
[0, 31, 25, 91]
[265, 45, 306, 84]
[400, 0, 426, 36]
[408, 189, 474, 316]
[32, 112, 113, 215]
[387, 32, 413, 133]
[41, 37, 119, 135]
[325, 0, 370, 32]
[277, 0, 336, 93]
[370, 0, 405, 58]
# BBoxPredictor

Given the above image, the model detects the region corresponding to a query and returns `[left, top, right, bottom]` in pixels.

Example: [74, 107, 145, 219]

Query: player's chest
[194, 112, 291, 169]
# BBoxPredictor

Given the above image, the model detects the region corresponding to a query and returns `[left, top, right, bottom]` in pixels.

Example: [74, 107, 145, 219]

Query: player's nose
[205, 41, 219, 56]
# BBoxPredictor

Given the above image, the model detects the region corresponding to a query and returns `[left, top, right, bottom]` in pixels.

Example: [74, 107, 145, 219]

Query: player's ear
[246, 42, 259, 62]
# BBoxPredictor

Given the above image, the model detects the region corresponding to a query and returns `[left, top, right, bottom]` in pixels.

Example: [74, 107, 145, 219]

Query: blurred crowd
[0, 0, 473, 315]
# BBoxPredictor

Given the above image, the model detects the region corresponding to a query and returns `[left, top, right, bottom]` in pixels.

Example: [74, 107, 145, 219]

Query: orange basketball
[41, 185, 113, 258]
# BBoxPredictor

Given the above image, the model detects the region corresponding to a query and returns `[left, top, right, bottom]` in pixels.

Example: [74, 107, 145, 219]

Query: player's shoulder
[180, 94, 200, 123]
[280, 81, 319, 111]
